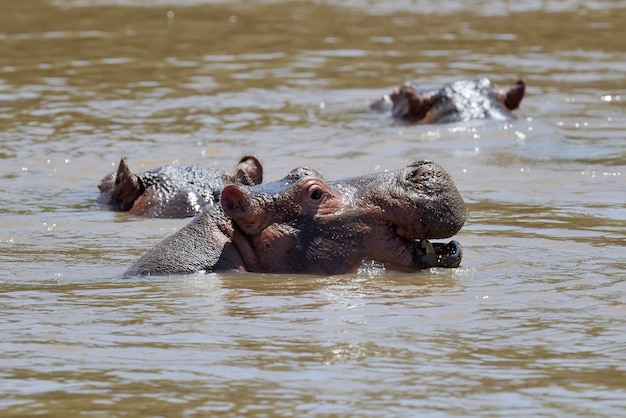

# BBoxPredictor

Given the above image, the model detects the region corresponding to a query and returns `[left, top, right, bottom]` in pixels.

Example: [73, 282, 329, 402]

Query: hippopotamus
[97, 155, 263, 218]
[125, 160, 466, 276]
[370, 77, 525, 124]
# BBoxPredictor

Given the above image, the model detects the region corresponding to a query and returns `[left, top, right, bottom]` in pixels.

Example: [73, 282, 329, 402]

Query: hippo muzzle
[344, 160, 466, 271]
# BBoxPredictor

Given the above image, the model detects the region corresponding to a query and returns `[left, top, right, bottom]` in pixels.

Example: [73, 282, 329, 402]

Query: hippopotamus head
[97, 155, 263, 218]
[372, 77, 525, 124]
[221, 160, 466, 273]
[125, 160, 466, 276]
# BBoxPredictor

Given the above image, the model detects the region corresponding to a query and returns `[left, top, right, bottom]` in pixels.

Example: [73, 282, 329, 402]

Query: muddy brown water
[1, 0, 625, 416]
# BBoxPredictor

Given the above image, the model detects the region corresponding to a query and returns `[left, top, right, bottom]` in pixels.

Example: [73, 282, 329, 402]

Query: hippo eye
[310, 188, 323, 200]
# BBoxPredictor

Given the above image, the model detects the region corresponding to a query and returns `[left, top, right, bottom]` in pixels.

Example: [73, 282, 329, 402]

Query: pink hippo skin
[125, 160, 466, 276]
[371, 77, 525, 124]
[97, 155, 263, 218]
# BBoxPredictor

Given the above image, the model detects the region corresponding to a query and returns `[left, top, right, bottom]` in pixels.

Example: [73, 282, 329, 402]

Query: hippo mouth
[414, 239, 463, 269]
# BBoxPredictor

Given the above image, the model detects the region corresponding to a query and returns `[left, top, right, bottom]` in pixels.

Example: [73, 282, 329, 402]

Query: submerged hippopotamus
[125, 160, 466, 276]
[371, 77, 525, 124]
[97, 155, 263, 218]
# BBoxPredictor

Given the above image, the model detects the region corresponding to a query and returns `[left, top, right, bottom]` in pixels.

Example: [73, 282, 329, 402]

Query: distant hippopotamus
[125, 160, 466, 276]
[97, 155, 263, 218]
[371, 77, 525, 124]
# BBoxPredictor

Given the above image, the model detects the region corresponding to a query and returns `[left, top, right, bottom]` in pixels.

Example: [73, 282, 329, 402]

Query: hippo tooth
[419, 239, 435, 254]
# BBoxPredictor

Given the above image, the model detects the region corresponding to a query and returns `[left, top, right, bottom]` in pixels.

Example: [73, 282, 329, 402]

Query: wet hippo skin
[371, 77, 525, 124]
[97, 155, 263, 218]
[125, 160, 466, 276]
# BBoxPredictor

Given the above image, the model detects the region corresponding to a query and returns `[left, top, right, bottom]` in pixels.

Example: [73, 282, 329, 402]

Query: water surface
[1, 0, 625, 416]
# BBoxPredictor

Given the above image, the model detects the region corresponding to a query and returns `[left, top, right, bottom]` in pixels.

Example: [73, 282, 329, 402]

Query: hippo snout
[397, 160, 467, 239]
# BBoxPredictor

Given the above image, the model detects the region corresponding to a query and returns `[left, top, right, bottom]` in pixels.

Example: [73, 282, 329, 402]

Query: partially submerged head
[220, 161, 466, 274]
[385, 78, 525, 124]
[97, 155, 264, 216]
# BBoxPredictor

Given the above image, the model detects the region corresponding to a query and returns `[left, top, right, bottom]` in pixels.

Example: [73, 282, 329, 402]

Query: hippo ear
[111, 157, 144, 207]
[235, 155, 263, 186]
[504, 80, 525, 110]
[402, 89, 434, 121]
[221, 184, 251, 218]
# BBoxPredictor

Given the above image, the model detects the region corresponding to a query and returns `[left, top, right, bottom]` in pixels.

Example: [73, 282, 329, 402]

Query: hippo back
[429, 77, 512, 123]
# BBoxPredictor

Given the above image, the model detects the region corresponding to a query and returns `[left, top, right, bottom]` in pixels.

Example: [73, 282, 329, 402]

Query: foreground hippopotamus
[97, 156, 263, 218]
[371, 77, 525, 124]
[125, 160, 466, 276]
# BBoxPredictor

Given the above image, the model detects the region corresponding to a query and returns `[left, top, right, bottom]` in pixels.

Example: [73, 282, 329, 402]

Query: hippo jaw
[357, 223, 463, 272]
[414, 239, 463, 269]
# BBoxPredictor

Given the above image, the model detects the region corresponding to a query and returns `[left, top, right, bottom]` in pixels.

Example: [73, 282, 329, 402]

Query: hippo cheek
[371, 227, 420, 268]
[97, 173, 114, 193]
[251, 224, 305, 272]
[96, 187, 113, 206]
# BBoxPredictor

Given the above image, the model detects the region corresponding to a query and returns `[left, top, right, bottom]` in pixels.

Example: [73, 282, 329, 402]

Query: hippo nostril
[416, 164, 433, 174]
[409, 160, 433, 168]
[407, 161, 434, 182]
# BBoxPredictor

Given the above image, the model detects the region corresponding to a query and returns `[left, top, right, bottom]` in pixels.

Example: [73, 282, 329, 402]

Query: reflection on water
[1, 0, 625, 416]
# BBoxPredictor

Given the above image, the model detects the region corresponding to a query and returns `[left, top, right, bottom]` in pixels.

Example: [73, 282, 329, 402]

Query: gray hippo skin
[371, 77, 525, 124]
[125, 160, 466, 276]
[97, 155, 263, 218]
